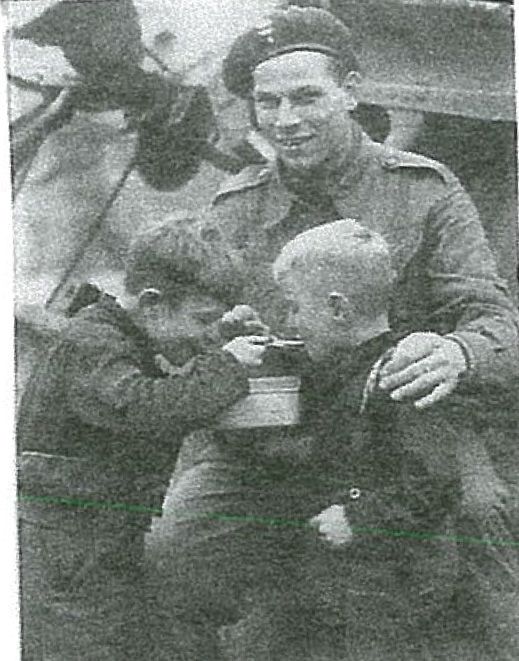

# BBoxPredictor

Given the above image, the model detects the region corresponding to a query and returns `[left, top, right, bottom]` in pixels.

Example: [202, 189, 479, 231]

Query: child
[271, 218, 519, 660]
[17, 219, 265, 661]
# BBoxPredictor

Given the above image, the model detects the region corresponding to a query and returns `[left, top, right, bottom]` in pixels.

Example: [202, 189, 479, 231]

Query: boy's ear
[328, 291, 350, 320]
[138, 288, 163, 309]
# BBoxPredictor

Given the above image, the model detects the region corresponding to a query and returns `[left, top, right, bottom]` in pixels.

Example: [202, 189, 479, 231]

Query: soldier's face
[253, 51, 357, 171]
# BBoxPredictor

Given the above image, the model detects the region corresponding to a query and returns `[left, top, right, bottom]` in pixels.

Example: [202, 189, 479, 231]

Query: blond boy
[272, 219, 518, 660]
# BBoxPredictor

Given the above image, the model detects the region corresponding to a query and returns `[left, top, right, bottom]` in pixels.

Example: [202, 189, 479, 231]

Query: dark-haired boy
[17, 220, 265, 661]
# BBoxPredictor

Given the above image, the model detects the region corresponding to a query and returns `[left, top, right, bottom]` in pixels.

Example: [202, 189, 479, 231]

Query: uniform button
[349, 487, 361, 500]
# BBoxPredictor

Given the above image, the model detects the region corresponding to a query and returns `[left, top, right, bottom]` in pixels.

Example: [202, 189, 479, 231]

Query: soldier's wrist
[444, 333, 471, 379]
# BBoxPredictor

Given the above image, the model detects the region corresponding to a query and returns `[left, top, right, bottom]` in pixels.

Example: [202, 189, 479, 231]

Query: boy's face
[281, 273, 346, 361]
[139, 288, 226, 365]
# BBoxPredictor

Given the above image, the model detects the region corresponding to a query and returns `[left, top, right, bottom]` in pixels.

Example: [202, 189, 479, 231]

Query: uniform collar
[262, 121, 367, 231]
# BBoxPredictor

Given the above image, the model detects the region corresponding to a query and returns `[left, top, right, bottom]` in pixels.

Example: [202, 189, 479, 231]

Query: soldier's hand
[222, 335, 269, 367]
[219, 305, 270, 339]
[378, 332, 468, 409]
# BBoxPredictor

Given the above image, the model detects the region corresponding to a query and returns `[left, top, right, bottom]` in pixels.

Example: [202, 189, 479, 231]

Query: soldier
[204, 4, 518, 404]
[17, 220, 265, 661]
[154, 5, 519, 659]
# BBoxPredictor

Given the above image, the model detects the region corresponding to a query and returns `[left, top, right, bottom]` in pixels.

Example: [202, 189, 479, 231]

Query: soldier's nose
[275, 98, 300, 129]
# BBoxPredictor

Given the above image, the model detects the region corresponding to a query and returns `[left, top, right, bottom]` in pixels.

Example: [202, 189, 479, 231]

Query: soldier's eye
[290, 88, 323, 106]
[255, 94, 280, 110]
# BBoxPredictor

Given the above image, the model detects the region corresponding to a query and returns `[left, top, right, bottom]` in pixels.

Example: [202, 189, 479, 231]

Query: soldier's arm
[426, 181, 519, 388]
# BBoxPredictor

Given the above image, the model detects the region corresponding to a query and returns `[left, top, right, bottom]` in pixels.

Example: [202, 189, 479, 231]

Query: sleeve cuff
[444, 333, 473, 374]
[206, 349, 250, 393]
[444, 331, 505, 388]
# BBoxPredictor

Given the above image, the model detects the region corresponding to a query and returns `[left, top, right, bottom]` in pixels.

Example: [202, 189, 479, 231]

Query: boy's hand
[219, 305, 270, 340]
[378, 332, 468, 409]
[309, 505, 353, 546]
[222, 336, 269, 367]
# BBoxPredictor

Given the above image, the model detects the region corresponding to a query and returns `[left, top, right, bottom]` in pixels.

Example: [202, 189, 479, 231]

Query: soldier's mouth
[278, 135, 313, 149]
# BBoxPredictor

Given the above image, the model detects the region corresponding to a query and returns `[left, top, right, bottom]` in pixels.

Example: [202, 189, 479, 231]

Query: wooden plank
[379, 0, 512, 14]
[359, 81, 516, 121]
[332, 0, 515, 121]
[333, 0, 513, 25]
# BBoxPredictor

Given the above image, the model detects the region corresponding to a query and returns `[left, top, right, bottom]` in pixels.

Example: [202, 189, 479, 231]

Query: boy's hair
[124, 217, 243, 305]
[273, 219, 395, 318]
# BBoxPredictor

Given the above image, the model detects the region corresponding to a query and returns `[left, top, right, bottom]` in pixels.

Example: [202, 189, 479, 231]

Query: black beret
[222, 7, 359, 99]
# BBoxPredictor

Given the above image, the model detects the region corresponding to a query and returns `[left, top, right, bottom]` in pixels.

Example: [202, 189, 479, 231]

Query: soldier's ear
[342, 71, 361, 110]
[138, 288, 163, 309]
[247, 97, 259, 129]
[343, 70, 361, 92]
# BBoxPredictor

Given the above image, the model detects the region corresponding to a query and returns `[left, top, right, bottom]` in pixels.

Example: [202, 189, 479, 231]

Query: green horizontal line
[20, 493, 162, 515]
[18, 493, 519, 548]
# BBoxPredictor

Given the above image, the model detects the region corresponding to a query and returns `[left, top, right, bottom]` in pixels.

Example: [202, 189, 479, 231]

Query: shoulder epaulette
[380, 147, 457, 185]
[213, 164, 273, 204]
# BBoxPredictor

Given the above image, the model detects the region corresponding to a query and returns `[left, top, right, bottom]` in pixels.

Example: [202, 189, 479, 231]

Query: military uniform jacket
[202, 125, 519, 390]
[17, 297, 249, 513]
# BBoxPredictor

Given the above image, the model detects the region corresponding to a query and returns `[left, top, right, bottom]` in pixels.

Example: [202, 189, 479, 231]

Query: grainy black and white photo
[7, 0, 519, 659]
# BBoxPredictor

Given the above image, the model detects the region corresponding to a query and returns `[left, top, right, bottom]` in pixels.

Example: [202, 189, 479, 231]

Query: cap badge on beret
[222, 7, 359, 99]
[256, 19, 275, 45]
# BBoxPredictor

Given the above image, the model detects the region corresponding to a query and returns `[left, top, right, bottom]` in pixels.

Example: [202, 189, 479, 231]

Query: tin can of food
[215, 375, 301, 429]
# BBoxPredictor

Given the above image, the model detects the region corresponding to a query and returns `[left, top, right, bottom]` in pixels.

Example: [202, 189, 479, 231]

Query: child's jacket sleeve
[64, 324, 249, 443]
